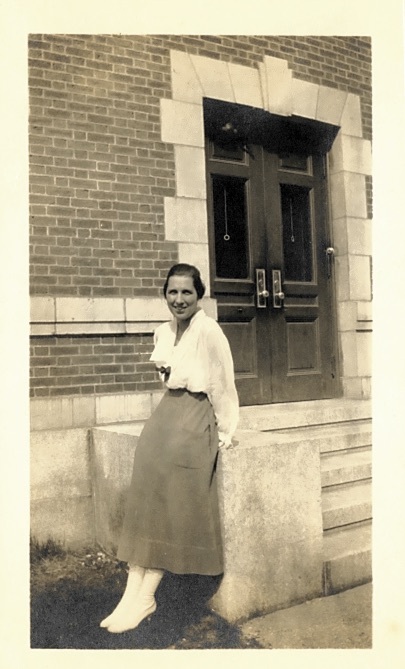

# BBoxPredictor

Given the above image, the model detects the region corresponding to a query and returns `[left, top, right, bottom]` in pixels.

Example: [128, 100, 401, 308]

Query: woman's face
[165, 275, 199, 324]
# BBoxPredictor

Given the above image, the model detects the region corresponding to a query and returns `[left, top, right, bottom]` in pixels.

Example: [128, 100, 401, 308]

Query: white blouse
[150, 309, 239, 446]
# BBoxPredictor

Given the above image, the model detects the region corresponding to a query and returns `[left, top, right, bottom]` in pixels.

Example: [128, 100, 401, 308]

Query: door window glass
[281, 184, 313, 282]
[279, 153, 310, 173]
[211, 141, 246, 163]
[212, 175, 249, 279]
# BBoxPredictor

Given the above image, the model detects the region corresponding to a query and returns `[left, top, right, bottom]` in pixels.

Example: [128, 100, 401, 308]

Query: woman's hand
[218, 438, 238, 451]
[157, 366, 171, 382]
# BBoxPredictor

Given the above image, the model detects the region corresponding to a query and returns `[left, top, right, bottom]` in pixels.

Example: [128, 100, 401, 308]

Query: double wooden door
[206, 138, 339, 405]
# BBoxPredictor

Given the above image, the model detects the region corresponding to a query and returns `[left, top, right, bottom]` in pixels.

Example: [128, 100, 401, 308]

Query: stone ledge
[31, 395, 372, 433]
[30, 296, 218, 336]
[55, 297, 125, 323]
[91, 426, 324, 622]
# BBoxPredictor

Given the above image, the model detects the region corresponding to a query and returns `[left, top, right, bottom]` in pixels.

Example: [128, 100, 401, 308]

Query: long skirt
[116, 388, 223, 575]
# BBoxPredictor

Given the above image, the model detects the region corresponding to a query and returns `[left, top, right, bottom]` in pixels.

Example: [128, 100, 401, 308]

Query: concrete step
[323, 520, 372, 595]
[98, 418, 372, 458]
[99, 412, 371, 459]
[259, 419, 371, 454]
[322, 479, 372, 530]
[308, 419, 371, 454]
[321, 447, 371, 487]
[238, 398, 371, 432]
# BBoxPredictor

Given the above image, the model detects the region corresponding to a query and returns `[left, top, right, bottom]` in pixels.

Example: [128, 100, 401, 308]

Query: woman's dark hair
[163, 264, 206, 300]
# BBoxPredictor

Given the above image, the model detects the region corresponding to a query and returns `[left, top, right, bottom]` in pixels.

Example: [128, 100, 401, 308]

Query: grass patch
[30, 541, 125, 599]
[30, 543, 263, 649]
[30, 536, 65, 563]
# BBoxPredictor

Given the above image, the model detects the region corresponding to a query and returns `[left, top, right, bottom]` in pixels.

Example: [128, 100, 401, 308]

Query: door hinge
[322, 154, 328, 179]
[331, 355, 336, 379]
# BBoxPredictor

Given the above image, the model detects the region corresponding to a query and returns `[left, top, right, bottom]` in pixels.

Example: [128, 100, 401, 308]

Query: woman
[100, 263, 239, 634]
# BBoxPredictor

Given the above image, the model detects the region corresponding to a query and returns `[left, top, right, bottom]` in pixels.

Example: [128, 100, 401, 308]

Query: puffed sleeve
[150, 322, 175, 368]
[150, 328, 166, 382]
[204, 323, 239, 447]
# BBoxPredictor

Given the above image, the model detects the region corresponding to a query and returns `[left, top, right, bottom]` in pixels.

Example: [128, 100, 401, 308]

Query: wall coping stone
[30, 296, 217, 336]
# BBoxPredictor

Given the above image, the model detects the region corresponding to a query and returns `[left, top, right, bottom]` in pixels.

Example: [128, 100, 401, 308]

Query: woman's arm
[205, 324, 239, 448]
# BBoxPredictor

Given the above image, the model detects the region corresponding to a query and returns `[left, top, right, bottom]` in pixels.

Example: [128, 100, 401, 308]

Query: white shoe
[107, 598, 157, 633]
[106, 568, 163, 634]
[100, 565, 145, 628]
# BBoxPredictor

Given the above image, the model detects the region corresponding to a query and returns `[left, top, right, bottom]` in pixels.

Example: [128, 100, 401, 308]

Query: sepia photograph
[28, 32, 372, 650]
[1, 1, 405, 667]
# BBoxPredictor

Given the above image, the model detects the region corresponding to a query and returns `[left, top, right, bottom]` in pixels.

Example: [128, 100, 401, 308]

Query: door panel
[287, 318, 320, 372]
[206, 137, 338, 406]
[265, 153, 337, 401]
[207, 141, 273, 404]
[220, 316, 258, 375]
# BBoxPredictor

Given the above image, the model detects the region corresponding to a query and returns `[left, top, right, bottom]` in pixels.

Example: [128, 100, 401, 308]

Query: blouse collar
[151, 308, 206, 366]
[170, 306, 205, 333]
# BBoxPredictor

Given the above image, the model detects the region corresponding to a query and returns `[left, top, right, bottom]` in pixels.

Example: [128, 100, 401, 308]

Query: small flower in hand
[158, 366, 171, 382]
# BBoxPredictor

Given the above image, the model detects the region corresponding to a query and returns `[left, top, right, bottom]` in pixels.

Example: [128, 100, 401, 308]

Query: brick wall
[29, 34, 178, 298]
[29, 34, 372, 298]
[29, 34, 372, 399]
[30, 334, 159, 397]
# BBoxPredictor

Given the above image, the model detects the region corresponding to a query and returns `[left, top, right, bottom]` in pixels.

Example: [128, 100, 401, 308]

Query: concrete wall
[30, 428, 95, 548]
[90, 425, 324, 622]
[90, 423, 144, 553]
[30, 419, 324, 621]
[212, 430, 324, 621]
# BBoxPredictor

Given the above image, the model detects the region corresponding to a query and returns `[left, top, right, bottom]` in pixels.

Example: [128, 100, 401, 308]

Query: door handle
[325, 246, 335, 278]
[256, 268, 269, 308]
[272, 269, 285, 309]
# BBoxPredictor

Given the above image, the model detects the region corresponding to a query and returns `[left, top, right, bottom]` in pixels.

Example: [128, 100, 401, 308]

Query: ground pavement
[240, 582, 372, 649]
